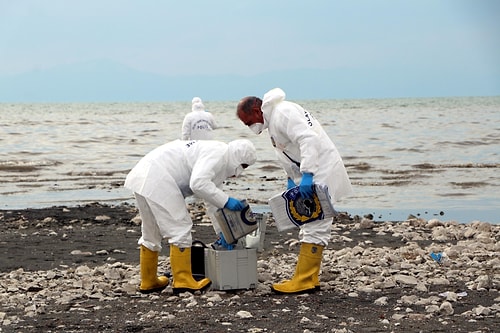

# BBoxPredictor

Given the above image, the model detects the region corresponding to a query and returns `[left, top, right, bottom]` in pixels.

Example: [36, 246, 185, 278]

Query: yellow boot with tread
[170, 244, 211, 294]
[272, 243, 323, 294]
[139, 245, 169, 293]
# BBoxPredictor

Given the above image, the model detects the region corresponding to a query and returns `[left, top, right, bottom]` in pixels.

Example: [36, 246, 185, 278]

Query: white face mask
[249, 123, 264, 135]
[233, 165, 244, 177]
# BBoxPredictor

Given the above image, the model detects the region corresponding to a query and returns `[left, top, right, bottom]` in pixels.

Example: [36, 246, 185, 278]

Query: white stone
[374, 296, 388, 306]
[440, 301, 454, 315]
[425, 305, 440, 313]
[446, 292, 458, 302]
[236, 310, 253, 319]
[428, 277, 450, 286]
[400, 295, 419, 305]
[394, 274, 418, 285]
[473, 305, 491, 316]
[392, 313, 405, 320]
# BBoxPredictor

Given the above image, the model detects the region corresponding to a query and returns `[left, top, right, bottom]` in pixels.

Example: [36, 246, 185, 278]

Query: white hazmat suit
[260, 88, 353, 246]
[181, 101, 218, 140]
[124, 139, 257, 250]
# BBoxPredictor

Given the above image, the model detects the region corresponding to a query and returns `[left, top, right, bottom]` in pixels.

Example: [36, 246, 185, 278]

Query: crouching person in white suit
[124, 139, 257, 294]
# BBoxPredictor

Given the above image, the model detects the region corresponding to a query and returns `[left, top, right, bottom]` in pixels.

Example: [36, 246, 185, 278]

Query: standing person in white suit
[236, 87, 353, 294]
[124, 139, 257, 294]
[181, 97, 218, 140]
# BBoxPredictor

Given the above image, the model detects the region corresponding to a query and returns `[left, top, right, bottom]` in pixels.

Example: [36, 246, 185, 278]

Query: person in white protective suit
[181, 97, 218, 140]
[124, 139, 257, 294]
[237, 87, 352, 294]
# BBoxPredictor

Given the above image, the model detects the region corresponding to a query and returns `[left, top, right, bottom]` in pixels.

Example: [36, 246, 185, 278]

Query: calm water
[1, 97, 499, 223]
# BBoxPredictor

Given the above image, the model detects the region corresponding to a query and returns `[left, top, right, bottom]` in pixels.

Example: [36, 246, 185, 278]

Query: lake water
[1, 96, 499, 223]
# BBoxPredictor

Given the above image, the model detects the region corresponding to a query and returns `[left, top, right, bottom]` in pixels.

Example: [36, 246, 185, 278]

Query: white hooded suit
[261, 88, 353, 245]
[181, 101, 218, 140]
[125, 139, 256, 250]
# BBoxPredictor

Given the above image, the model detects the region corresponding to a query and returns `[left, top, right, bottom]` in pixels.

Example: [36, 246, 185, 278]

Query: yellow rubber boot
[281, 260, 321, 290]
[272, 243, 324, 294]
[139, 245, 169, 293]
[170, 245, 211, 294]
[312, 264, 321, 290]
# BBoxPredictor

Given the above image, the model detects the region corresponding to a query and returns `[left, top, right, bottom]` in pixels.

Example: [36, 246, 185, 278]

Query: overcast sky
[1, 1, 499, 100]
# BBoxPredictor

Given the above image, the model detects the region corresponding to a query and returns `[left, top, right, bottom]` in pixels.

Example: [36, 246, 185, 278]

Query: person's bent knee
[138, 238, 162, 252]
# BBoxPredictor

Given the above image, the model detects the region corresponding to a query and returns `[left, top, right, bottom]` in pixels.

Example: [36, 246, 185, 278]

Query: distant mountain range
[0, 60, 498, 102]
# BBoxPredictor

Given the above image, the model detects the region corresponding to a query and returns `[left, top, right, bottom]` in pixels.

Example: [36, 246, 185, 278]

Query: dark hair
[237, 96, 261, 115]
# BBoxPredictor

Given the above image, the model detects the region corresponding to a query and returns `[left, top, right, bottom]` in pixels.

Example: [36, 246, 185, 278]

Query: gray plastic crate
[204, 247, 257, 290]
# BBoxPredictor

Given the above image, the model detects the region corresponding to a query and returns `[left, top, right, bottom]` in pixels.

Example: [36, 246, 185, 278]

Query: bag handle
[192, 240, 208, 248]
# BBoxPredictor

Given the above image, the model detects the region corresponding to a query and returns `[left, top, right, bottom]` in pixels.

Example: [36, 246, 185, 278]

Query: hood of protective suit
[192, 96, 202, 105]
[192, 101, 205, 112]
[262, 88, 286, 114]
[226, 139, 257, 177]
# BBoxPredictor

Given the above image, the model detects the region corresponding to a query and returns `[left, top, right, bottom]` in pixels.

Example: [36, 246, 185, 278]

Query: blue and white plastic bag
[269, 184, 337, 231]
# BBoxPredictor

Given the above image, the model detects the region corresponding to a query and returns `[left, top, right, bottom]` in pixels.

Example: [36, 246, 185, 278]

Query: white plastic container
[204, 247, 257, 290]
[268, 184, 336, 231]
[214, 200, 258, 244]
[245, 212, 267, 252]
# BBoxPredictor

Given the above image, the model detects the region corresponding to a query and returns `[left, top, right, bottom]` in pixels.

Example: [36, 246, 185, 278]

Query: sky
[0, 0, 499, 102]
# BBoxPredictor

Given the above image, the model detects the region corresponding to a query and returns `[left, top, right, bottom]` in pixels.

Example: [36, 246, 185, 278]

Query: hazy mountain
[0, 59, 497, 102]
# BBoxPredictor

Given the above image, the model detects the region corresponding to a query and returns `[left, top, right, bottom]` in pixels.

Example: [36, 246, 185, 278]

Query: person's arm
[210, 114, 218, 129]
[285, 105, 320, 198]
[181, 114, 191, 140]
[189, 151, 228, 208]
[286, 107, 321, 176]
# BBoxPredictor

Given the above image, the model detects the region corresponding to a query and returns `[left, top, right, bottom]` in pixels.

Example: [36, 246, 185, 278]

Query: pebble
[236, 310, 253, 318]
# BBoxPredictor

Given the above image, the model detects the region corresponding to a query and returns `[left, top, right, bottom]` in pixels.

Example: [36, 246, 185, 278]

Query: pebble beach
[0, 203, 498, 332]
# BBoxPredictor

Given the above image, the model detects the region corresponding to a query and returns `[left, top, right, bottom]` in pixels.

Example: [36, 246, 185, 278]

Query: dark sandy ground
[0, 203, 498, 332]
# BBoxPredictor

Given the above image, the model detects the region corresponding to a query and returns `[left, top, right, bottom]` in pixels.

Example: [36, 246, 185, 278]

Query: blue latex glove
[219, 232, 234, 250]
[287, 178, 296, 190]
[299, 172, 314, 199]
[224, 197, 244, 211]
[212, 232, 234, 250]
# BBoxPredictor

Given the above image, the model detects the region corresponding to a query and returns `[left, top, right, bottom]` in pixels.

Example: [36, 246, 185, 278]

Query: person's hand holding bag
[299, 172, 314, 199]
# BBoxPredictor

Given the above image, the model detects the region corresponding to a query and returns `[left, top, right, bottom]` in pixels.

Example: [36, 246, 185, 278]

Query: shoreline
[2, 200, 498, 225]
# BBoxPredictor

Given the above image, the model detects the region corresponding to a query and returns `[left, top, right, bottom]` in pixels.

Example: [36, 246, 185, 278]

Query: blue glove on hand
[299, 172, 314, 199]
[224, 197, 245, 211]
[287, 178, 296, 190]
[214, 232, 234, 250]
